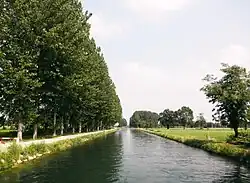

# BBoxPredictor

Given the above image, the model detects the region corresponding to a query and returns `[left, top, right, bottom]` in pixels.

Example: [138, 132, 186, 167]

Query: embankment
[0, 129, 117, 173]
[141, 128, 250, 167]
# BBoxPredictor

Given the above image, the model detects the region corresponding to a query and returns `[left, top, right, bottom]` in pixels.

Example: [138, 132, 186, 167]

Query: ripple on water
[0, 129, 249, 183]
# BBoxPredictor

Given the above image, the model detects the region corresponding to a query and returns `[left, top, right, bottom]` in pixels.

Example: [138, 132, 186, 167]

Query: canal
[0, 129, 249, 183]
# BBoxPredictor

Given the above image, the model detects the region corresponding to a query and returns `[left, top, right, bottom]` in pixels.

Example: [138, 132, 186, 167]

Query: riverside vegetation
[0, 0, 123, 141]
[0, 129, 116, 173]
[130, 63, 250, 165]
[142, 128, 250, 166]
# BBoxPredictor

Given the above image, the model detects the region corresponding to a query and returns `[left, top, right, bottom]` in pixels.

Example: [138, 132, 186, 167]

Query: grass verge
[0, 129, 117, 173]
[141, 128, 250, 167]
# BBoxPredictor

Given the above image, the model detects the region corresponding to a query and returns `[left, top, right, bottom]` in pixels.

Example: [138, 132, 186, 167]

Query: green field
[150, 128, 237, 142]
[149, 128, 250, 142]
[143, 128, 250, 166]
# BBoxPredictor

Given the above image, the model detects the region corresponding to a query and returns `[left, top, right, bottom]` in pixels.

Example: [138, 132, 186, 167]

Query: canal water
[0, 128, 249, 183]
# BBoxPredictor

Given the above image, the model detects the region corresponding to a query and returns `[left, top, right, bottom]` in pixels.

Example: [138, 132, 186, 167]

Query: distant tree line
[129, 108, 209, 129]
[0, 0, 122, 140]
[129, 63, 250, 138]
[119, 118, 127, 127]
[129, 111, 159, 128]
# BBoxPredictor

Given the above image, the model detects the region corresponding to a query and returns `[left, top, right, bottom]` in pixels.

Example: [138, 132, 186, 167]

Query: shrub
[0, 129, 116, 173]
[7, 142, 22, 160]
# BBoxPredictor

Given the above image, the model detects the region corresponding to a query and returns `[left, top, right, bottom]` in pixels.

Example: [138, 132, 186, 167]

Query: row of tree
[129, 111, 159, 128]
[159, 106, 193, 129]
[129, 63, 250, 137]
[129, 108, 206, 129]
[0, 0, 122, 141]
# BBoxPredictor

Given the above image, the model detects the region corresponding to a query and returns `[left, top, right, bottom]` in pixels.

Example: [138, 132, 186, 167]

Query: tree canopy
[119, 118, 127, 127]
[0, 0, 122, 140]
[201, 63, 250, 137]
[159, 106, 194, 128]
[129, 111, 159, 128]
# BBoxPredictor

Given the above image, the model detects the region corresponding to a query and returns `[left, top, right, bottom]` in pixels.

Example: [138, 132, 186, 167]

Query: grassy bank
[0, 129, 117, 173]
[142, 128, 250, 166]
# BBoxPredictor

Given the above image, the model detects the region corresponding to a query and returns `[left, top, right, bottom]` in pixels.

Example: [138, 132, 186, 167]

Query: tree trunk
[53, 111, 57, 136]
[60, 117, 64, 136]
[33, 123, 38, 140]
[65, 117, 69, 133]
[234, 127, 239, 138]
[72, 126, 75, 134]
[79, 122, 82, 133]
[244, 122, 247, 130]
[86, 128, 88, 132]
[17, 121, 23, 142]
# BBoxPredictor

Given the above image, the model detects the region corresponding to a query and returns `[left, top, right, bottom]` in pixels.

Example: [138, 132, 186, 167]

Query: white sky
[84, 0, 250, 122]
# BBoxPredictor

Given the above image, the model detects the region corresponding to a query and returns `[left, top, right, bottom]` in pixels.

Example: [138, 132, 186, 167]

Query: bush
[226, 131, 250, 147]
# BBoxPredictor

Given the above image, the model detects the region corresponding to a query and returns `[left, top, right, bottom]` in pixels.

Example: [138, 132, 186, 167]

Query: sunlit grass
[149, 128, 249, 142]
[143, 128, 250, 166]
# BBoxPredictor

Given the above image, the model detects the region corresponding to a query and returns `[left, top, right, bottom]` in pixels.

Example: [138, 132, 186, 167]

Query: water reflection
[212, 165, 250, 183]
[0, 129, 249, 183]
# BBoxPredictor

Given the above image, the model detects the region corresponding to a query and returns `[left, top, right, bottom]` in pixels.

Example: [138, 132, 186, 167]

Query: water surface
[0, 129, 249, 183]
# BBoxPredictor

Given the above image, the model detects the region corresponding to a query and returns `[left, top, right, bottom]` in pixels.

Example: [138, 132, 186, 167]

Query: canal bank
[0, 128, 249, 183]
[141, 128, 250, 167]
[0, 129, 117, 173]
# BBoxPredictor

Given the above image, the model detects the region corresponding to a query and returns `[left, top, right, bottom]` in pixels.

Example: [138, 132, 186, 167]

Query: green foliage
[0, 0, 122, 140]
[0, 129, 116, 173]
[7, 143, 22, 160]
[201, 63, 250, 137]
[226, 131, 250, 147]
[130, 111, 159, 128]
[159, 106, 194, 128]
[119, 118, 127, 127]
[195, 113, 206, 129]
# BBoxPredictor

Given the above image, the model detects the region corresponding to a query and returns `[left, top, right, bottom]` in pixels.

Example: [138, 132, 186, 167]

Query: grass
[149, 128, 235, 142]
[0, 129, 117, 173]
[149, 128, 250, 142]
[0, 129, 16, 138]
[0, 129, 104, 141]
[142, 128, 250, 166]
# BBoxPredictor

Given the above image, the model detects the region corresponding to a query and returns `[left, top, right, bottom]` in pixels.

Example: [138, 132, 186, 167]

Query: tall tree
[195, 113, 206, 129]
[201, 63, 250, 137]
[130, 111, 159, 128]
[0, 0, 42, 141]
[119, 118, 127, 127]
[0, 0, 122, 140]
[178, 106, 194, 129]
[159, 109, 176, 128]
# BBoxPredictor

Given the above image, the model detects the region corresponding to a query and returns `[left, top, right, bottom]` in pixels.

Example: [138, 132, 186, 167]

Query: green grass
[0, 129, 99, 141]
[142, 128, 250, 166]
[149, 128, 250, 142]
[149, 128, 234, 142]
[0, 129, 16, 138]
[0, 129, 117, 173]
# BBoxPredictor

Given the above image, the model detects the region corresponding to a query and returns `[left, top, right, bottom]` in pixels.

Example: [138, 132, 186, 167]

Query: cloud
[89, 14, 124, 40]
[125, 0, 193, 21]
[220, 44, 250, 68]
[113, 44, 250, 121]
[113, 61, 209, 120]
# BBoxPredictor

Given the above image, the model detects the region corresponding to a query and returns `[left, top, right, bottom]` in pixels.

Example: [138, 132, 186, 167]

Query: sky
[83, 0, 250, 122]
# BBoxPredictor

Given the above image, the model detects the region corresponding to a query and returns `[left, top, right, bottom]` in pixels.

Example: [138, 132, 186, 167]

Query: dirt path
[0, 130, 111, 152]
